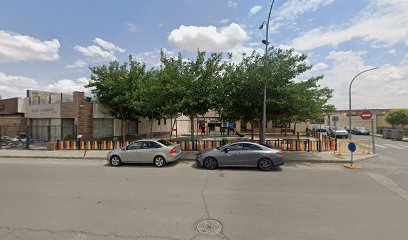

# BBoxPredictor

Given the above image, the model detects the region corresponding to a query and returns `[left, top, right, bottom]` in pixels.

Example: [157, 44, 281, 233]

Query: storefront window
[127, 120, 138, 135]
[93, 119, 113, 138]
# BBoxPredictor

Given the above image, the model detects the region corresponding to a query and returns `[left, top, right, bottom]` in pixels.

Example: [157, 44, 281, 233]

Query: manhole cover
[196, 219, 222, 235]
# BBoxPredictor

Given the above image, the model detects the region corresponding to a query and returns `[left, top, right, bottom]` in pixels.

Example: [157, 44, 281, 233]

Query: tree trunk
[250, 121, 254, 140]
[293, 122, 297, 136]
[258, 119, 263, 142]
[190, 115, 195, 141]
[122, 119, 127, 141]
[149, 118, 153, 138]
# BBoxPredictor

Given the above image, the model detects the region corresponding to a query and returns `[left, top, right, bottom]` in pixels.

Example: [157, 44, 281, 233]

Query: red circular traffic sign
[360, 110, 372, 120]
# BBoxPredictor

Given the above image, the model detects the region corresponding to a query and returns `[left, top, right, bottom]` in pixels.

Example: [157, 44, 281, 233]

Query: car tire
[110, 155, 121, 167]
[258, 158, 274, 171]
[203, 157, 218, 170]
[153, 155, 166, 167]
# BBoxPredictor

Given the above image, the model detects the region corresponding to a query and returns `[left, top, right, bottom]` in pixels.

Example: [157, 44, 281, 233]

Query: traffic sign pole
[371, 117, 376, 154]
[344, 142, 361, 169]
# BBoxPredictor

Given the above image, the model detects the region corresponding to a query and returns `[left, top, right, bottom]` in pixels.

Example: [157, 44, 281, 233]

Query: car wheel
[110, 155, 121, 167]
[153, 155, 166, 167]
[258, 158, 274, 171]
[203, 157, 218, 170]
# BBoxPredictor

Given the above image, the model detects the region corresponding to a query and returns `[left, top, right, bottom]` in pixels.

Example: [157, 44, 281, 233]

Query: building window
[164, 118, 167, 125]
[158, 119, 161, 125]
[127, 120, 138, 135]
[93, 119, 113, 138]
[0, 104, 4, 112]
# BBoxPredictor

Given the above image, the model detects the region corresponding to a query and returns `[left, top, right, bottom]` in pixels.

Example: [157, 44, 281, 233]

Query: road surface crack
[200, 170, 210, 219]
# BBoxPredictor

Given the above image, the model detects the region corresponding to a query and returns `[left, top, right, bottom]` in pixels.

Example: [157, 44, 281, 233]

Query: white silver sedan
[107, 139, 182, 167]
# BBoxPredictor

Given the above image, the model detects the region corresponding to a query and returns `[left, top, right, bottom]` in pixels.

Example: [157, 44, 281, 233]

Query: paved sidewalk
[0, 149, 376, 163]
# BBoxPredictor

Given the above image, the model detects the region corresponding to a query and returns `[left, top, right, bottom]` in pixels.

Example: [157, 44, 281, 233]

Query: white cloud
[318, 50, 408, 109]
[0, 71, 38, 98]
[168, 23, 249, 52]
[219, 18, 231, 24]
[249, 6, 263, 17]
[65, 60, 87, 69]
[0, 30, 60, 62]
[132, 48, 177, 68]
[74, 38, 125, 61]
[93, 38, 125, 53]
[276, 0, 334, 23]
[312, 62, 328, 71]
[45, 78, 91, 94]
[292, 0, 408, 50]
[0, 71, 92, 99]
[227, 1, 237, 8]
[127, 23, 141, 33]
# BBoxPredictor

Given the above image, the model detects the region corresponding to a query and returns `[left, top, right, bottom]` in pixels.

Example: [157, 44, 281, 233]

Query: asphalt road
[0, 145, 408, 240]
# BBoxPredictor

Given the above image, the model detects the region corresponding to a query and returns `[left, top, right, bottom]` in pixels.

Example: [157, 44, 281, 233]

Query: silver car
[329, 127, 349, 139]
[107, 139, 182, 167]
[196, 141, 284, 171]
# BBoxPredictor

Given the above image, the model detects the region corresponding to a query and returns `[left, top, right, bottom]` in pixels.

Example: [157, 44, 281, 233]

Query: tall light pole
[348, 67, 379, 140]
[259, 0, 276, 144]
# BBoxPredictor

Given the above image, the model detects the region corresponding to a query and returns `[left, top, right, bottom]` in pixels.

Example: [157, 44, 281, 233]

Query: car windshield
[356, 127, 367, 130]
[158, 139, 173, 146]
[333, 127, 346, 130]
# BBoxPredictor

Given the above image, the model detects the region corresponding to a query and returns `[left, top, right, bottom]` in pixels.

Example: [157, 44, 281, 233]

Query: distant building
[0, 97, 27, 137]
[323, 109, 393, 133]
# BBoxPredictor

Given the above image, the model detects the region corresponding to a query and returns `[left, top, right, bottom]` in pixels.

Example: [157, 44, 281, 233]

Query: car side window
[227, 143, 243, 151]
[127, 142, 142, 150]
[242, 143, 262, 151]
[148, 141, 162, 148]
[141, 142, 151, 149]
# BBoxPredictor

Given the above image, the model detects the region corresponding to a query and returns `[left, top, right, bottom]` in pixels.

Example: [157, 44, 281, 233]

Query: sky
[0, 0, 407, 110]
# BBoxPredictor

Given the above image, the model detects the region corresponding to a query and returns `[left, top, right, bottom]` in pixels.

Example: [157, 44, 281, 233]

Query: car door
[238, 143, 263, 166]
[134, 141, 156, 162]
[144, 141, 163, 161]
[218, 143, 243, 166]
[121, 141, 143, 163]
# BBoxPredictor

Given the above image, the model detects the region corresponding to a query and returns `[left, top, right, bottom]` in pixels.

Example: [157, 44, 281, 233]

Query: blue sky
[1, 0, 407, 109]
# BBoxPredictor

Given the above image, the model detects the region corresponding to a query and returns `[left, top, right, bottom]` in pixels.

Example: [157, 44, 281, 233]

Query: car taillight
[170, 147, 177, 155]
[277, 151, 283, 155]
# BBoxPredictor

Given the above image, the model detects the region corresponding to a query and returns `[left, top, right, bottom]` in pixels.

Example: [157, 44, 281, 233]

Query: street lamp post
[259, 0, 276, 144]
[348, 67, 379, 141]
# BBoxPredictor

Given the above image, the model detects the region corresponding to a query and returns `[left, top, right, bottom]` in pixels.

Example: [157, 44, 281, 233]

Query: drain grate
[196, 219, 222, 235]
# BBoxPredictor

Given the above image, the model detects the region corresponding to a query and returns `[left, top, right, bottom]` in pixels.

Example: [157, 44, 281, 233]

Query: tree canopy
[385, 109, 408, 128]
[86, 47, 333, 141]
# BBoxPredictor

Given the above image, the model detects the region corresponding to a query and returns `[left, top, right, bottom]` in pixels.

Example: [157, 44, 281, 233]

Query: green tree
[87, 57, 141, 140]
[216, 48, 333, 141]
[385, 109, 408, 128]
[160, 50, 224, 140]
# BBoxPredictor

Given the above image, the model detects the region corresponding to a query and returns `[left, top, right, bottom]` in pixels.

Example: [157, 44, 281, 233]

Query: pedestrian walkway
[360, 143, 408, 150]
[381, 144, 406, 149]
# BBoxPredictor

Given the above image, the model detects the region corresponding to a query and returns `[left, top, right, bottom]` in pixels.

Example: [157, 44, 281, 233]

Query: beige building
[323, 109, 392, 133]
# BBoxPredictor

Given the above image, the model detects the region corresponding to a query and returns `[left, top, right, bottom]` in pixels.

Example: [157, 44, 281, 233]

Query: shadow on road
[190, 161, 283, 172]
[103, 160, 180, 168]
